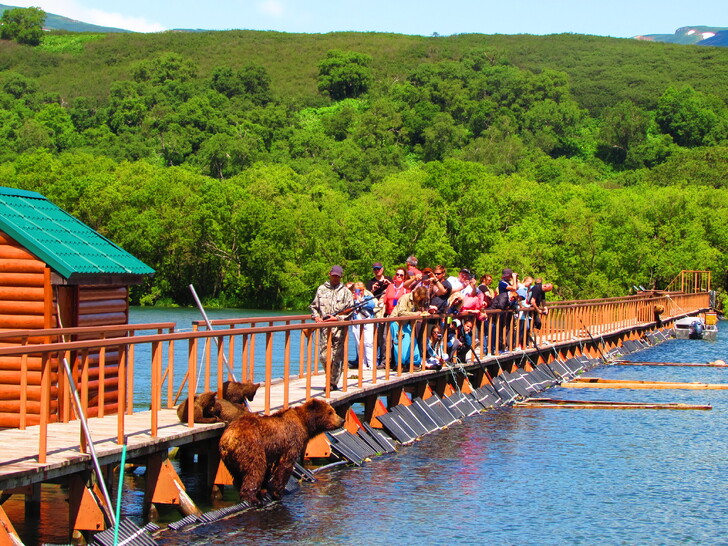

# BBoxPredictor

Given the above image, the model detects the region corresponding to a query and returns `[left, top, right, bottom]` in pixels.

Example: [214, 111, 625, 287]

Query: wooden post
[304, 433, 332, 458]
[167, 332, 175, 409]
[0, 504, 23, 546]
[365, 396, 388, 429]
[283, 329, 291, 409]
[144, 452, 201, 519]
[68, 473, 107, 533]
[265, 331, 272, 414]
[38, 352, 50, 464]
[344, 407, 362, 434]
[117, 345, 126, 445]
[151, 341, 161, 437]
[187, 338, 197, 428]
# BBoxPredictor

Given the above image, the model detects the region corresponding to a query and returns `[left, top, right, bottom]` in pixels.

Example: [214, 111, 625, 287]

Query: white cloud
[8, 0, 166, 32]
[258, 0, 285, 18]
[85, 8, 165, 32]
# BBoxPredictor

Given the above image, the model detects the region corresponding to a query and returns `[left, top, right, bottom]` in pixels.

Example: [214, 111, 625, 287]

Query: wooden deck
[0, 364, 437, 490]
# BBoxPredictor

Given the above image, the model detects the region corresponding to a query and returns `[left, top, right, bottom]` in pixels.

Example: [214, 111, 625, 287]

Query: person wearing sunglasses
[383, 268, 408, 317]
[365, 263, 391, 366]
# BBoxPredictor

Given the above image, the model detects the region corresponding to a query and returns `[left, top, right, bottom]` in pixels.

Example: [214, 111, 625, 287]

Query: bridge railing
[664, 270, 712, 293]
[0, 291, 710, 463]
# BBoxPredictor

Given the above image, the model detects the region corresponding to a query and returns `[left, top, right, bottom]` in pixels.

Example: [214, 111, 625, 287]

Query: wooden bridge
[0, 287, 713, 542]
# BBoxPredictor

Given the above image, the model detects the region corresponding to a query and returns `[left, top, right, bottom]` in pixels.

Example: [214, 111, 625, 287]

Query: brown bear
[222, 381, 260, 405]
[218, 398, 344, 504]
[213, 398, 248, 424]
[176, 391, 220, 424]
[176, 381, 259, 424]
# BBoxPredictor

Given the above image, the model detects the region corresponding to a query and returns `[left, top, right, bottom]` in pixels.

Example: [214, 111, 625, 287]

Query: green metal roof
[0, 186, 154, 279]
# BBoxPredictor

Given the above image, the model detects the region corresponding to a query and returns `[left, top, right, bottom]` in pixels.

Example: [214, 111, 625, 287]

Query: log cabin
[0, 186, 154, 427]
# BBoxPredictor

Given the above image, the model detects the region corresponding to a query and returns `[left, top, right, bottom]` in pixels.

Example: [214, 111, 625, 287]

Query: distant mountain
[635, 26, 728, 47]
[2, 4, 727, 46]
[0, 4, 132, 33]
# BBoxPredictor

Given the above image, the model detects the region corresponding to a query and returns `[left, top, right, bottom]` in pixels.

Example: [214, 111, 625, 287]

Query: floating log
[516, 399, 711, 410]
[615, 361, 728, 368]
[564, 377, 728, 390]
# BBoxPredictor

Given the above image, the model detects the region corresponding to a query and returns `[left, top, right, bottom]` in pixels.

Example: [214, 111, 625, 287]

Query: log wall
[0, 232, 55, 428]
[0, 231, 130, 427]
[73, 285, 128, 419]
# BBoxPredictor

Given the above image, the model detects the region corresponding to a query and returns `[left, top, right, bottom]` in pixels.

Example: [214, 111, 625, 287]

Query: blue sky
[7, 0, 726, 37]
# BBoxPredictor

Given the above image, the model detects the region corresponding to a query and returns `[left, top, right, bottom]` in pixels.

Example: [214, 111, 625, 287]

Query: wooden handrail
[0, 292, 710, 463]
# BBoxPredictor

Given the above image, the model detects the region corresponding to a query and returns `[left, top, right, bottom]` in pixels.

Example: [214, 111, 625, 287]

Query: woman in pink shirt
[383, 267, 409, 316]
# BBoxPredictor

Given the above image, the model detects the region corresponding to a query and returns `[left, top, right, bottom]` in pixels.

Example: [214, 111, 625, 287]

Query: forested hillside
[0, 30, 726, 308]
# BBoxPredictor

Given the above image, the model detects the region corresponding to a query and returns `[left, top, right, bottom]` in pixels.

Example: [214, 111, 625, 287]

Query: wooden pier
[0, 288, 714, 543]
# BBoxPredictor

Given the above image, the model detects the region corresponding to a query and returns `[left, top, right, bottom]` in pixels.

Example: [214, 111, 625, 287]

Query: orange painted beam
[304, 433, 332, 458]
[344, 408, 362, 434]
[369, 399, 388, 429]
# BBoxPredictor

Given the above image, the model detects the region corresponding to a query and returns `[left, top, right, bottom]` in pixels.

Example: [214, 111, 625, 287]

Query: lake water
[150, 312, 726, 546]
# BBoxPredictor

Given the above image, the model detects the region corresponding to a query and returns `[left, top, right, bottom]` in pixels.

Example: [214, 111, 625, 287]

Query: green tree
[317, 50, 373, 101]
[34, 103, 78, 151]
[655, 86, 726, 147]
[0, 7, 45, 46]
[132, 53, 198, 85]
[210, 64, 272, 105]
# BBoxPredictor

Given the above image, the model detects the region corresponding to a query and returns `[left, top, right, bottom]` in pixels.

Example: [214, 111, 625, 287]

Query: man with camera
[310, 265, 354, 391]
[366, 262, 391, 366]
[499, 268, 519, 294]
[447, 268, 475, 297]
[430, 266, 452, 313]
[365, 262, 391, 298]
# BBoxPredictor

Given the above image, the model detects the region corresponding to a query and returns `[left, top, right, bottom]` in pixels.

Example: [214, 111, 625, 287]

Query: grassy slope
[1, 30, 727, 112]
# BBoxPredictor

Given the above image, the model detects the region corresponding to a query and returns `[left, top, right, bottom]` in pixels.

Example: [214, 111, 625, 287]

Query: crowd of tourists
[309, 257, 553, 391]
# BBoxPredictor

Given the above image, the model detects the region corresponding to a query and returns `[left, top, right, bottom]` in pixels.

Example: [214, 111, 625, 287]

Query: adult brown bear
[218, 398, 344, 504]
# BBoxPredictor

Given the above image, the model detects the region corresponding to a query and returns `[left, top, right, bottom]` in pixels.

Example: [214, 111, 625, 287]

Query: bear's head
[223, 381, 260, 404]
[299, 398, 344, 435]
[196, 391, 218, 417]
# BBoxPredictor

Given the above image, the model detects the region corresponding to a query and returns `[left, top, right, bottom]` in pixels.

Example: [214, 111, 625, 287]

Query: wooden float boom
[615, 361, 728, 368]
[563, 377, 728, 390]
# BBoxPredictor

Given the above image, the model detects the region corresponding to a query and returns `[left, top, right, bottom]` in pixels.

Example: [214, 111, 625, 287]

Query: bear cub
[177, 381, 260, 424]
